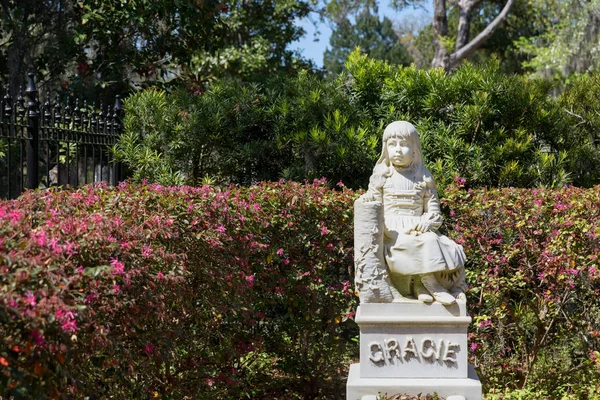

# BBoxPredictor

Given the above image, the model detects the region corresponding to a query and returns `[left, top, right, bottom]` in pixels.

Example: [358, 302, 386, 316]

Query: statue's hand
[360, 192, 380, 203]
[415, 213, 442, 233]
[405, 225, 424, 236]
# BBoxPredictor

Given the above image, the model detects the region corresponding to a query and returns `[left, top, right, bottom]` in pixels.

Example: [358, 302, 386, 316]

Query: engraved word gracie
[368, 336, 459, 365]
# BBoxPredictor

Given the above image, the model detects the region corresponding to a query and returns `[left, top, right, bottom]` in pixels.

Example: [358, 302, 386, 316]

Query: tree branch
[449, 0, 516, 69]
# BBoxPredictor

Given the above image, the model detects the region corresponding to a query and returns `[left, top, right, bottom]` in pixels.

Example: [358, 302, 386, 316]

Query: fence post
[25, 72, 39, 190]
[113, 95, 124, 184]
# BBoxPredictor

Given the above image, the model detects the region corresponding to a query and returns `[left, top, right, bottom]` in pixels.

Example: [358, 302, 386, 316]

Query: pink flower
[32, 231, 47, 246]
[470, 342, 478, 351]
[143, 343, 155, 354]
[8, 210, 22, 223]
[342, 280, 351, 293]
[48, 238, 60, 252]
[479, 319, 493, 329]
[55, 308, 75, 321]
[56, 308, 78, 333]
[157, 272, 165, 280]
[566, 269, 579, 276]
[84, 292, 97, 304]
[142, 245, 152, 257]
[337, 180, 344, 187]
[534, 199, 542, 206]
[277, 248, 284, 257]
[64, 242, 77, 256]
[283, 258, 290, 265]
[31, 330, 45, 346]
[113, 284, 121, 293]
[110, 258, 125, 275]
[454, 176, 466, 187]
[216, 224, 226, 233]
[77, 266, 85, 273]
[61, 319, 79, 333]
[320, 224, 329, 236]
[24, 291, 36, 307]
[246, 274, 255, 287]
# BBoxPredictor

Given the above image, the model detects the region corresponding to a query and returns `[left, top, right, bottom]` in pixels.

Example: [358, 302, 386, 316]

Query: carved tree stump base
[346, 301, 482, 400]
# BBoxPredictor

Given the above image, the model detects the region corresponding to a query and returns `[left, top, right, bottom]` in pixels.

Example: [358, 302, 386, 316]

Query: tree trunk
[455, 0, 478, 51]
[4, 5, 31, 96]
[7, 30, 28, 96]
[431, 0, 450, 70]
[432, 0, 516, 71]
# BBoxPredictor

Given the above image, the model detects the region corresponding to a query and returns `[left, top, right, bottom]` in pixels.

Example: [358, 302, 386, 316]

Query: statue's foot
[452, 290, 467, 301]
[413, 280, 434, 303]
[421, 274, 456, 305]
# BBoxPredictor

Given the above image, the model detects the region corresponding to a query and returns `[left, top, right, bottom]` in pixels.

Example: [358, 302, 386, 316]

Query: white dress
[382, 168, 466, 276]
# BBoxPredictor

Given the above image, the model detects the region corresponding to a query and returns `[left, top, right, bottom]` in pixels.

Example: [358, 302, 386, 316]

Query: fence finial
[3, 87, 12, 116]
[25, 72, 39, 119]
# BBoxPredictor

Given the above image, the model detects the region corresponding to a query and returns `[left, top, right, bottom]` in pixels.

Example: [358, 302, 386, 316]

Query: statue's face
[386, 136, 414, 168]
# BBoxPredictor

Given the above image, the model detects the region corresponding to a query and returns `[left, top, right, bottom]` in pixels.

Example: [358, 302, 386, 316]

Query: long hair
[367, 121, 429, 193]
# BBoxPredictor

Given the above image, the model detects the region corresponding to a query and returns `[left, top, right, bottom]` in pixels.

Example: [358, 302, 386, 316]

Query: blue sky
[290, 2, 432, 68]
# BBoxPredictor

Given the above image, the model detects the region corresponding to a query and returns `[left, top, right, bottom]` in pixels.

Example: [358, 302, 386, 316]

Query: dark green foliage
[115, 71, 382, 189]
[557, 74, 600, 188]
[323, 9, 412, 74]
[116, 53, 600, 190]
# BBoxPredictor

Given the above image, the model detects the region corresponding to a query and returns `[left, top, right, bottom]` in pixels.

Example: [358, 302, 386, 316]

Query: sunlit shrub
[115, 54, 600, 191]
[0, 181, 358, 399]
[443, 182, 600, 399]
[1, 182, 599, 398]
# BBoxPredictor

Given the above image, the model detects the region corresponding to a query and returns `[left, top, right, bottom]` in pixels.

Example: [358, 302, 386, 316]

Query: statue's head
[378, 121, 423, 170]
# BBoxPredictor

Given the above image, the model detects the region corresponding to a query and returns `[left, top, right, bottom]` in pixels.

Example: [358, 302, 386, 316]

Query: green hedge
[114, 52, 600, 191]
[1, 182, 599, 399]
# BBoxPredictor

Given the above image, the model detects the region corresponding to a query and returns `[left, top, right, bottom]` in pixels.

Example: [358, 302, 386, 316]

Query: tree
[514, 0, 600, 79]
[323, 0, 517, 71]
[431, 0, 516, 70]
[323, 6, 412, 74]
[0, 0, 80, 95]
[398, 0, 541, 73]
[0, 0, 319, 102]
[184, 0, 318, 87]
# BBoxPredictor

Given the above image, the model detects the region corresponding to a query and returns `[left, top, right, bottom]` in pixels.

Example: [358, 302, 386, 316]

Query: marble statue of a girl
[355, 121, 466, 305]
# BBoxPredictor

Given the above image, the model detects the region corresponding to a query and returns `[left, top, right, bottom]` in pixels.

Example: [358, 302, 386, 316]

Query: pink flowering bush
[1, 181, 599, 398]
[0, 180, 357, 399]
[443, 184, 600, 398]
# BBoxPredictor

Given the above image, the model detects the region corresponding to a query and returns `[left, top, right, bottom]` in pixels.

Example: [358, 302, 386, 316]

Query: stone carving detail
[354, 121, 468, 304]
[368, 337, 460, 366]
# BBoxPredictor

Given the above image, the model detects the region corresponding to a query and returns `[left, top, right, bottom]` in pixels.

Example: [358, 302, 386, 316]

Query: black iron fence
[0, 73, 124, 199]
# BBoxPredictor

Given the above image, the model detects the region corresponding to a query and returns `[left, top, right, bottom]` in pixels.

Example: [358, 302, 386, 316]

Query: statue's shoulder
[422, 168, 435, 185]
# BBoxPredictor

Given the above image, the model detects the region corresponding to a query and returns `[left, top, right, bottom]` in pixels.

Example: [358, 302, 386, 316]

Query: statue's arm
[360, 188, 382, 203]
[360, 172, 384, 203]
[417, 177, 443, 232]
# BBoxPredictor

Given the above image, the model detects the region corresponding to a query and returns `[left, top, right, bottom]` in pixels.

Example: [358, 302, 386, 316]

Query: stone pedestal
[347, 300, 482, 400]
